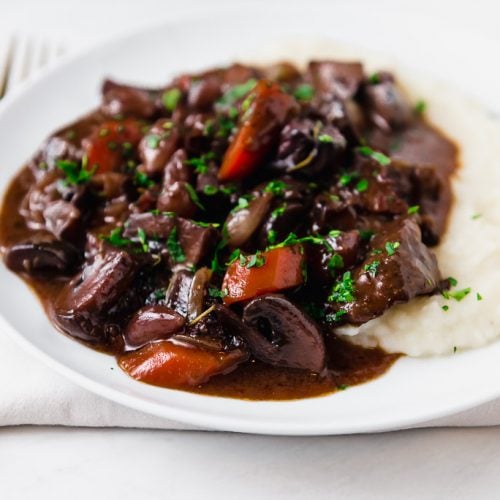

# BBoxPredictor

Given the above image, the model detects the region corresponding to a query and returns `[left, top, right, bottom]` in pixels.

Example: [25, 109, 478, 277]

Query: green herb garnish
[208, 287, 229, 299]
[166, 227, 186, 263]
[162, 88, 182, 112]
[134, 170, 155, 188]
[146, 134, 161, 149]
[271, 203, 287, 218]
[184, 184, 205, 210]
[327, 254, 344, 272]
[244, 251, 266, 269]
[56, 158, 95, 186]
[328, 271, 355, 303]
[364, 260, 380, 278]
[268, 229, 277, 244]
[407, 205, 420, 214]
[293, 84, 314, 102]
[357, 146, 391, 166]
[318, 134, 333, 143]
[325, 310, 348, 323]
[385, 241, 400, 256]
[264, 180, 288, 196]
[185, 152, 215, 175]
[356, 178, 369, 192]
[442, 287, 471, 302]
[101, 227, 133, 248]
[414, 100, 427, 115]
[137, 228, 149, 253]
[218, 79, 257, 106]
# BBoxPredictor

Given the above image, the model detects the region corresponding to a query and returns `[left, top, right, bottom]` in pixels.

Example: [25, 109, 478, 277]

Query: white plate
[1, 7, 500, 435]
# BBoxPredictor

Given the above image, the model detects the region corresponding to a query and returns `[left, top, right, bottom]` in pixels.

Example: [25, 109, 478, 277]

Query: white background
[2, 0, 500, 498]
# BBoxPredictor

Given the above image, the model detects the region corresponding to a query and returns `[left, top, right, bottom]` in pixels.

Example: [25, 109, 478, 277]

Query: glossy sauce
[0, 67, 458, 400]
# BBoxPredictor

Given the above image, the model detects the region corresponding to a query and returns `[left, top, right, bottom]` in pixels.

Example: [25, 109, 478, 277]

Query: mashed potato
[248, 39, 500, 356]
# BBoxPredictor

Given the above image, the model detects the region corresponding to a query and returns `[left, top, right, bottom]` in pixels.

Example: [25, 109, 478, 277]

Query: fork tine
[0, 37, 16, 99]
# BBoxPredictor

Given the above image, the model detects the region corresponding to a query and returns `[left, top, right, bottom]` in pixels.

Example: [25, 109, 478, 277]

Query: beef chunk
[101, 80, 157, 119]
[177, 217, 219, 265]
[54, 248, 137, 343]
[341, 218, 441, 324]
[308, 61, 364, 99]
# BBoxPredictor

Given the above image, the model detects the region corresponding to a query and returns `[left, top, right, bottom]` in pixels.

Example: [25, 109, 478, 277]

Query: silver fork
[0, 35, 64, 99]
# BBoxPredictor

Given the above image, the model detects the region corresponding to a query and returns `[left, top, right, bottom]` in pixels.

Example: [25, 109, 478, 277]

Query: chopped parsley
[357, 146, 391, 166]
[442, 305, 449, 312]
[325, 310, 348, 323]
[385, 241, 400, 256]
[337, 384, 349, 391]
[244, 251, 266, 269]
[162, 88, 182, 112]
[447, 277, 458, 287]
[318, 134, 334, 143]
[477, 293, 483, 301]
[231, 196, 251, 213]
[184, 183, 205, 210]
[134, 170, 155, 188]
[208, 287, 228, 299]
[268, 229, 277, 244]
[203, 185, 218, 195]
[329, 229, 342, 238]
[137, 228, 149, 253]
[472, 213, 482, 220]
[407, 205, 420, 215]
[185, 152, 215, 174]
[271, 203, 287, 218]
[264, 180, 288, 196]
[226, 248, 241, 265]
[442, 287, 471, 302]
[327, 254, 344, 273]
[356, 178, 369, 192]
[101, 227, 133, 248]
[218, 79, 257, 106]
[56, 158, 95, 186]
[166, 227, 186, 263]
[146, 134, 161, 149]
[368, 73, 381, 84]
[364, 260, 380, 278]
[328, 271, 355, 303]
[414, 100, 427, 115]
[339, 171, 358, 187]
[293, 84, 314, 102]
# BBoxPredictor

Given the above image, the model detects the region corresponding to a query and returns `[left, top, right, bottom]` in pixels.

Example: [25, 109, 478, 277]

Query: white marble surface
[2, 0, 500, 498]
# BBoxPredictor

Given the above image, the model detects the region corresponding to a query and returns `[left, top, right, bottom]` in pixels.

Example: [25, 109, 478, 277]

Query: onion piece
[225, 192, 272, 247]
[187, 267, 213, 322]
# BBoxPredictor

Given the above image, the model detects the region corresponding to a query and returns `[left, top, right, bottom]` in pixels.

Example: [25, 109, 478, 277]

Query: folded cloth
[1, 327, 499, 430]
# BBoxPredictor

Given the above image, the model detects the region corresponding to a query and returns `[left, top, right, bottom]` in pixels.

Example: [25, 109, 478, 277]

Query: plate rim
[1, 9, 500, 435]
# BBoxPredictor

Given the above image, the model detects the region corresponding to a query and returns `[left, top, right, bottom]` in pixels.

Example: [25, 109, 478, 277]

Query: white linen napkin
[2, 327, 500, 430]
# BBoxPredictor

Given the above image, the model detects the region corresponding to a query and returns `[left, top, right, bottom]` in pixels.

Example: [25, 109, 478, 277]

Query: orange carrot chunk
[218, 80, 298, 182]
[118, 340, 244, 388]
[84, 119, 143, 174]
[222, 245, 304, 305]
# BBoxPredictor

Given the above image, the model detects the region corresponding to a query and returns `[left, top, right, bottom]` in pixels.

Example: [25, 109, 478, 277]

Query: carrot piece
[84, 119, 143, 174]
[218, 80, 298, 181]
[118, 340, 244, 388]
[222, 245, 304, 305]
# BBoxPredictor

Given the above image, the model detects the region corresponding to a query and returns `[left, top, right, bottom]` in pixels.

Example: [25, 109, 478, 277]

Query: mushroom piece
[5, 239, 80, 275]
[242, 294, 327, 373]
